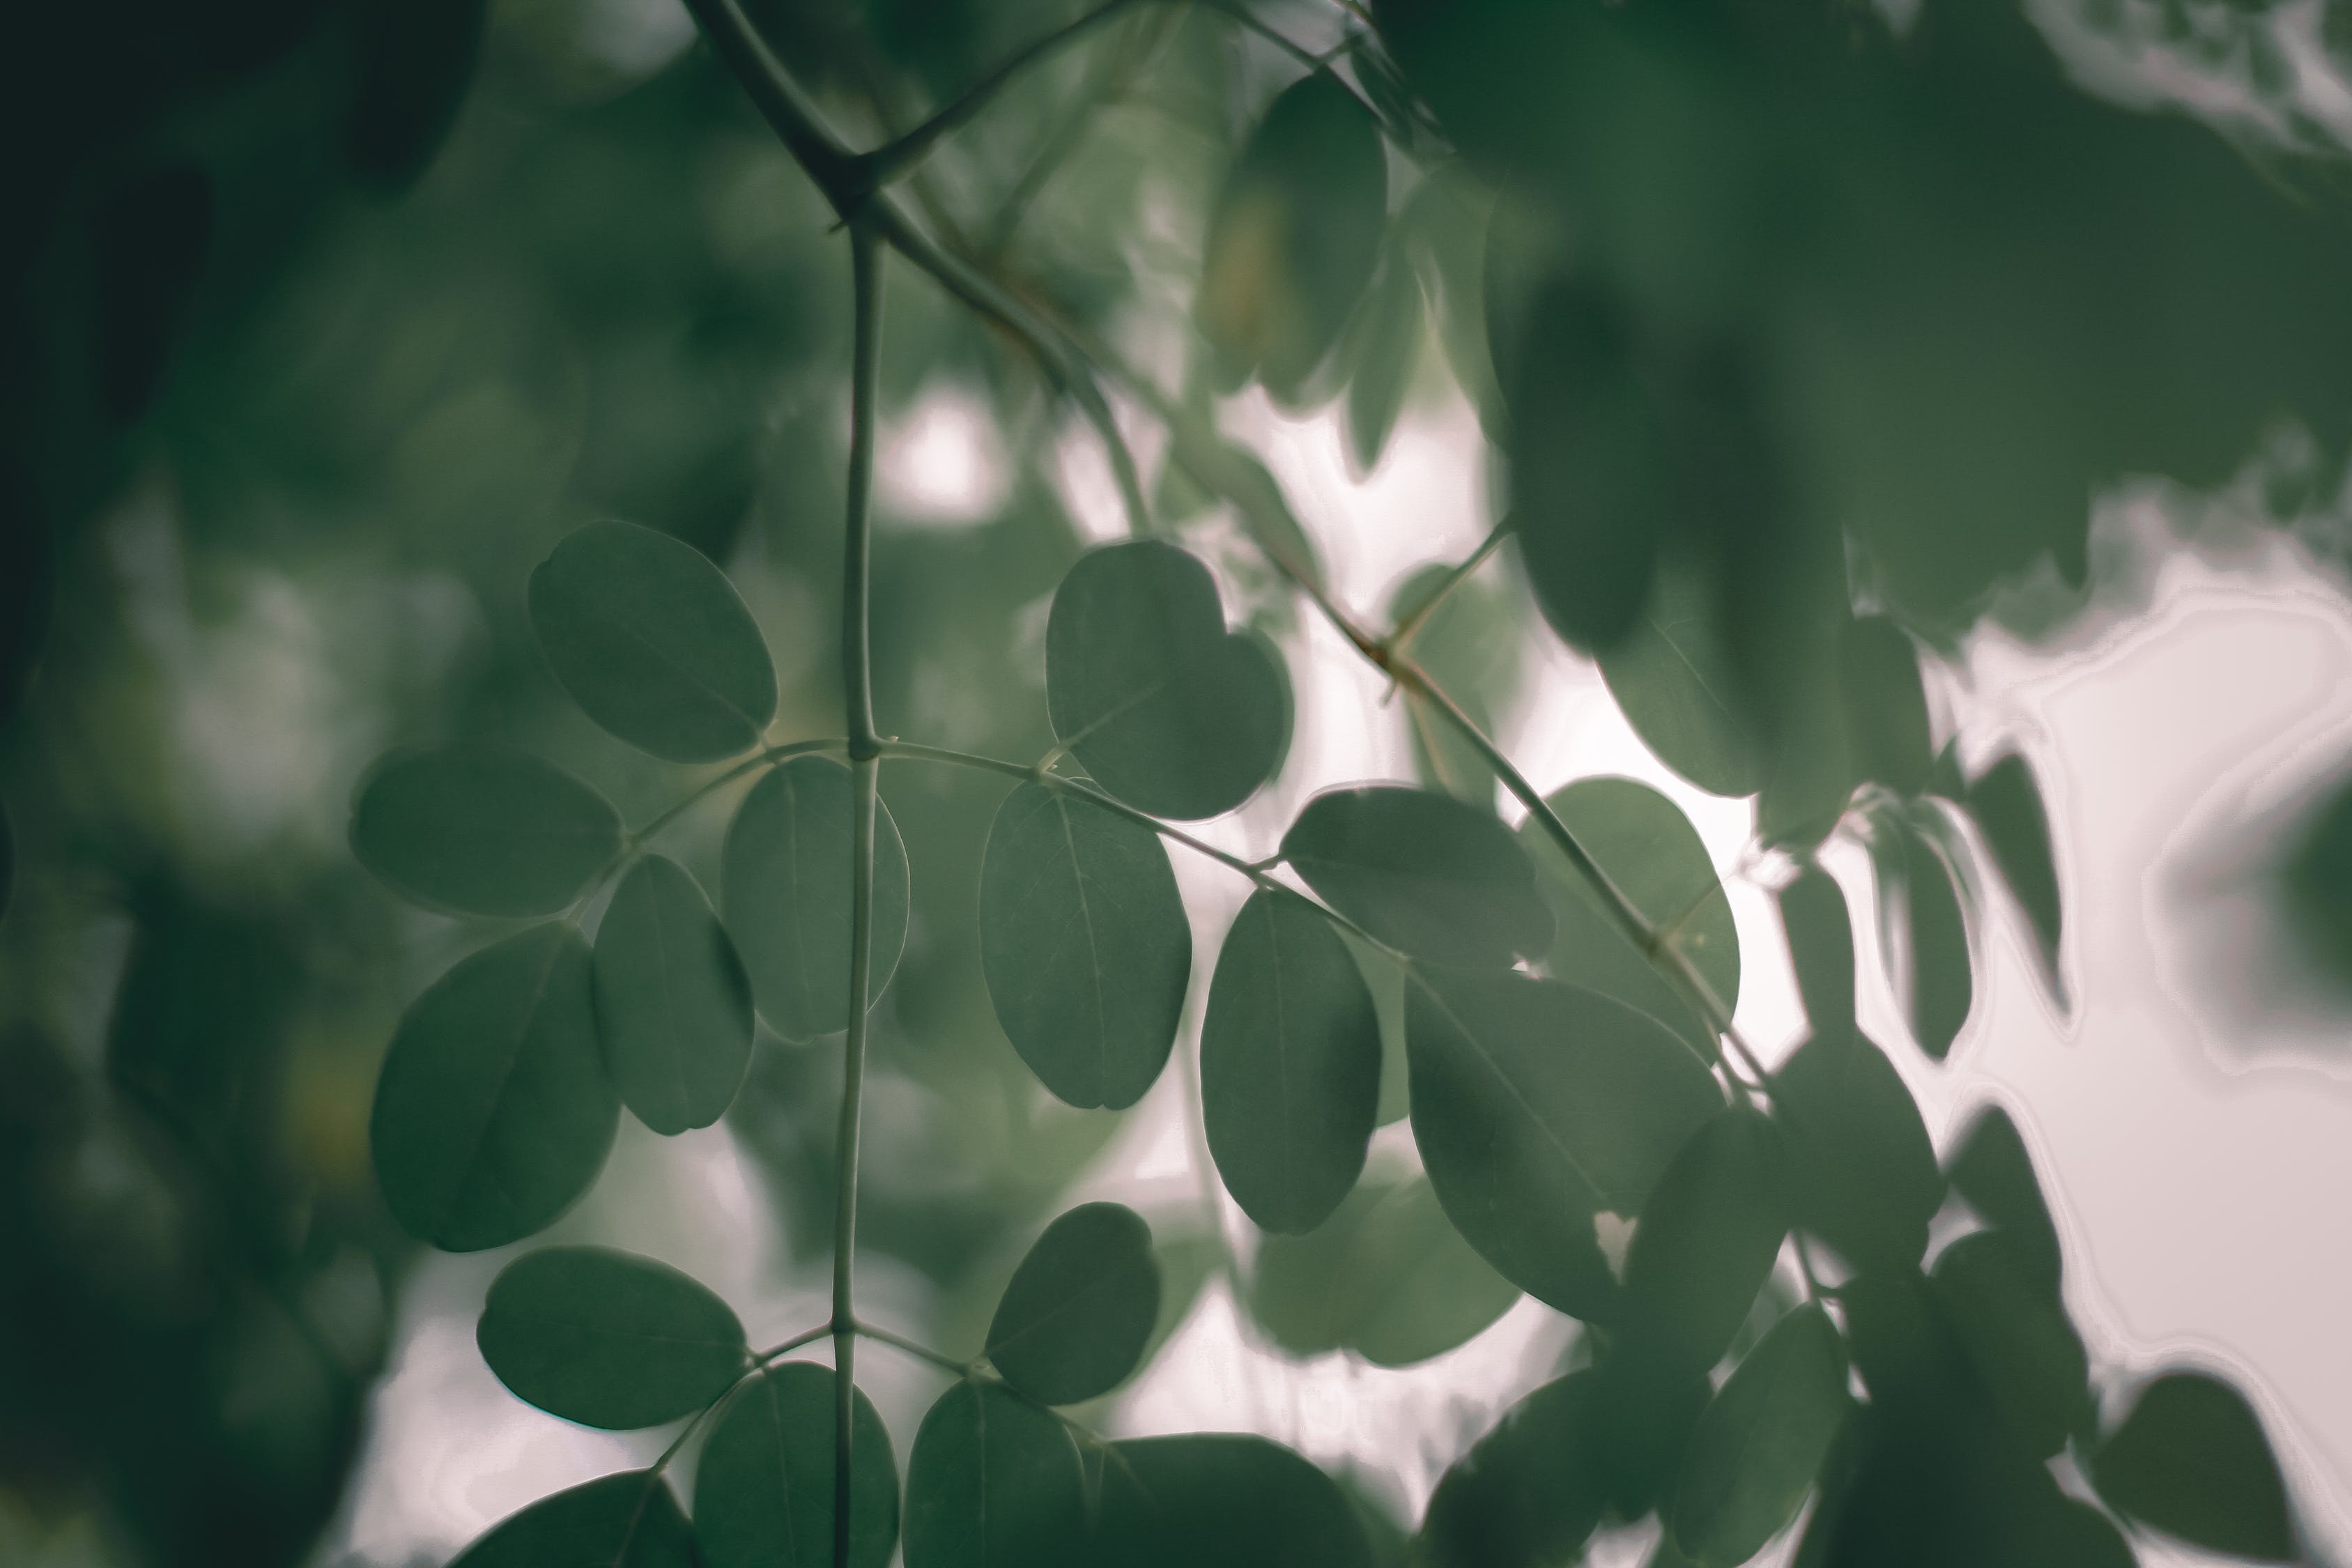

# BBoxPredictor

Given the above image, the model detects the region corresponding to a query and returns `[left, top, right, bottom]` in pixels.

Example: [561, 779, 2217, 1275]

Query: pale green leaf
[1773, 1029, 1942, 1273]
[1597, 562, 1762, 798]
[1620, 1107, 1790, 1372]
[1670, 1305, 1851, 1567]
[1283, 787, 1551, 968]
[1777, 865, 1855, 1038]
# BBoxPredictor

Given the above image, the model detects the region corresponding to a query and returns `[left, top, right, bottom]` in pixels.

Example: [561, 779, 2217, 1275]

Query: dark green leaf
[987, 1202, 1160, 1405]
[449, 1470, 691, 1568]
[1670, 1305, 1852, 1568]
[1338, 928, 1411, 1126]
[1778, 866, 1856, 1038]
[1931, 1231, 2091, 1459]
[593, 854, 751, 1135]
[1203, 889, 1381, 1234]
[1590, 1342, 1713, 1519]
[1097, 1433, 1375, 1568]
[978, 782, 1190, 1111]
[1045, 541, 1289, 820]
[721, 757, 910, 1040]
[1283, 787, 1551, 967]
[905, 1381, 1088, 1568]
[1406, 967, 1722, 1320]
[346, 0, 488, 187]
[1903, 822, 1974, 1061]
[476, 1246, 745, 1429]
[2093, 1371, 2295, 1562]
[528, 520, 778, 763]
[1199, 72, 1390, 399]
[350, 746, 621, 918]
[1948, 1105, 2062, 1290]
[1521, 776, 1736, 1059]
[1249, 1169, 1519, 1367]
[695, 1363, 899, 1568]
[91, 165, 212, 420]
[1964, 753, 2065, 1001]
[1838, 617, 1933, 797]
[1597, 561, 1762, 798]
[371, 923, 617, 1251]
[1621, 1107, 1790, 1372]
[1418, 1374, 1607, 1568]
[1774, 1031, 1942, 1273]
[1344, 254, 1422, 474]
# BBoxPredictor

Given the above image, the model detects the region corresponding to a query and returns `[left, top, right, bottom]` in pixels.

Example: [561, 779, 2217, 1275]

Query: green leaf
[1096, 1434, 1376, 1568]
[449, 1470, 692, 1568]
[1838, 616, 1933, 797]
[1343, 254, 1423, 474]
[1390, 562, 1522, 807]
[1406, 967, 1722, 1320]
[593, 854, 751, 1135]
[905, 1381, 1088, 1568]
[476, 1245, 746, 1429]
[1417, 1373, 1607, 1568]
[528, 519, 777, 763]
[371, 923, 617, 1250]
[1202, 888, 1381, 1235]
[1902, 822, 1974, 1061]
[978, 782, 1190, 1111]
[1338, 928, 1411, 1126]
[987, 1202, 1160, 1405]
[695, 1362, 899, 1568]
[1199, 72, 1390, 399]
[1773, 1030, 1942, 1273]
[351, 746, 621, 918]
[1589, 1342, 1714, 1519]
[1670, 1305, 1852, 1568]
[0, 795, 11, 923]
[1597, 561, 1761, 798]
[721, 756, 910, 1040]
[1964, 753, 2066, 1001]
[1045, 541, 1289, 820]
[1777, 866, 1855, 1038]
[346, 0, 488, 190]
[2093, 1372, 2295, 1562]
[1620, 1107, 1790, 1372]
[1282, 787, 1551, 968]
[1930, 1231, 2091, 1459]
[1249, 1169, 1519, 1367]
[1947, 1105, 2062, 1290]
[1519, 776, 1737, 1060]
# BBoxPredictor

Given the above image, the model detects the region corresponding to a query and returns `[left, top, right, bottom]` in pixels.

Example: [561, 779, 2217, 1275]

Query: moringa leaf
[476, 1245, 745, 1429]
[1597, 560, 1762, 798]
[1964, 752, 2066, 1003]
[1045, 541, 1289, 820]
[695, 1363, 899, 1568]
[351, 746, 620, 918]
[905, 1381, 1088, 1568]
[593, 854, 751, 1135]
[1948, 1104, 2062, 1290]
[1669, 1305, 1852, 1568]
[1902, 821, 1974, 1061]
[1418, 1372, 1608, 1568]
[371, 923, 617, 1251]
[1777, 865, 1855, 1038]
[1773, 1030, 1942, 1274]
[721, 756, 909, 1040]
[449, 1470, 691, 1568]
[1930, 1231, 2092, 1459]
[2093, 1372, 2295, 1562]
[528, 519, 777, 763]
[978, 782, 1190, 1111]
[1202, 888, 1381, 1235]
[1343, 252, 1424, 474]
[987, 1202, 1161, 1406]
[1283, 786, 1551, 968]
[1838, 616, 1934, 797]
[1620, 1107, 1790, 1373]
[1096, 1433, 1376, 1568]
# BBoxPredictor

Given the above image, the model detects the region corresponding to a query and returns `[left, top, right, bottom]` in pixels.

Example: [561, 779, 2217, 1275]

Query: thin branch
[1390, 521, 1511, 650]
[753, 1324, 835, 1364]
[854, 1321, 974, 1376]
[983, 6, 1180, 258]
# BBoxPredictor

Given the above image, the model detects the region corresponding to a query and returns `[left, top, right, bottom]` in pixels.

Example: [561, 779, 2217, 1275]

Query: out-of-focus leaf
[1948, 1104, 2062, 1290]
[2093, 1371, 2296, 1562]
[905, 1381, 1087, 1568]
[1045, 541, 1289, 820]
[697, 1363, 898, 1568]
[1159, 420, 1325, 592]
[986, 1202, 1160, 1406]
[0, 796, 11, 922]
[449, 1471, 691, 1568]
[1339, 928, 1411, 1126]
[721, 756, 911, 1040]
[1400, 169, 1499, 426]
[1620, 1107, 1790, 1372]
[1343, 254, 1423, 475]
[1520, 775, 1736, 1060]
[1096, 1434, 1376, 1567]
[1778, 865, 1855, 1038]
[1773, 1030, 1942, 1273]
[1390, 560, 1521, 807]
[1838, 617, 1934, 797]
[979, 781, 1190, 1111]
[528, 520, 777, 763]
[91, 165, 213, 421]
[593, 854, 751, 1135]
[1598, 562, 1762, 798]
[1406, 966, 1722, 1319]
[346, 0, 488, 187]
[1963, 753, 2066, 1001]
[476, 1247, 745, 1430]
[371, 923, 616, 1251]
[1203, 889, 1380, 1235]
[1670, 1305, 1851, 1568]
[1418, 1373, 1607, 1568]
[351, 746, 620, 918]
[1249, 1169, 1519, 1367]
[1902, 822, 1974, 1061]
[1282, 787, 1551, 968]
[1930, 1231, 2091, 1459]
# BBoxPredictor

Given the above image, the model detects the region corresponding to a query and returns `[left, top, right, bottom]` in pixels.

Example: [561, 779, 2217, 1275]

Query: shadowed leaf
[477, 1246, 744, 1429]
[351, 746, 620, 918]
[1284, 787, 1551, 968]
[594, 854, 751, 1134]
[1671, 1305, 1851, 1567]
[1621, 1107, 1790, 1372]
[1597, 560, 1762, 797]
[1963, 753, 2065, 1002]
[1097, 1433, 1376, 1567]
[1774, 1031, 1942, 1273]
[1948, 1105, 2062, 1290]
[987, 1202, 1160, 1405]
[1418, 1373, 1607, 1568]
[2093, 1371, 2296, 1562]
[449, 1471, 691, 1568]
[905, 1381, 1087, 1568]
[1778, 864, 1856, 1038]
[696, 1364, 898, 1568]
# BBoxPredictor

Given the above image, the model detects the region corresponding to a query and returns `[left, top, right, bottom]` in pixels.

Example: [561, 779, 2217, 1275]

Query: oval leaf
[371, 923, 617, 1250]
[2093, 1372, 2295, 1562]
[1838, 616, 1932, 797]
[1203, 888, 1381, 1234]
[1344, 254, 1423, 474]
[905, 1380, 1088, 1568]
[1931, 1231, 2091, 1459]
[1902, 822, 1973, 1061]
[1773, 1029, 1942, 1274]
[1947, 1104, 2062, 1290]
[1777, 865, 1855, 1038]
[1964, 753, 2065, 1002]
[351, 746, 620, 917]
[450, 1470, 691, 1568]
[594, 854, 752, 1134]
[1620, 1107, 1790, 1372]
[978, 782, 1191, 1111]
[1283, 787, 1552, 967]
[1097, 1433, 1375, 1568]
[696, 1362, 899, 1568]
[477, 1246, 745, 1429]
[1670, 1305, 1852, 1567]
[721, 756, 910, 1040]
[1598, 562, 1762, 798]
[1045, 541, 1289, 820]
[1406, 967, 1722, 1320]
[987, 1201, 1161, 1405]
[529, 519, 778, 762]
[1418, 1373, 1607, 1568]
[1388, 563, 1522, 806]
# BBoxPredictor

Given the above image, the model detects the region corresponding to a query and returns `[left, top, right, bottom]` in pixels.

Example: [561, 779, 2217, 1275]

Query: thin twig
[1389, 521, 1511, 650]
[854, 1321, 974, 1376]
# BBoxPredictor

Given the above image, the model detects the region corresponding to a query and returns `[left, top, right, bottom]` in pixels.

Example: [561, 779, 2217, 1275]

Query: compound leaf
[351, 746, 620, 918]
[449, 1470, 691, 1568]
[477, 1245, 745, 1429]
[2093, 1372, 2295, 1562]
[905, 1381, 1088, 1568]
[594, 854, 751, 1135]
[987, 1202, 1160, 1406]
[695, 1363, 898, 1568]
[1670, 1305, 1851, 1567]
[1283, 787, 1551, 967]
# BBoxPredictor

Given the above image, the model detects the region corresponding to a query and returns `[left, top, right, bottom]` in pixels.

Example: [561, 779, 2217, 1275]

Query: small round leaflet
[476, 1246, 746, 1429]
[696, 1362, 899, 1568]
[594, 854, 752, 1134]
[986, 1201, 1160, 1406]
[449, 1471, 692, 1568]
[350, 746, 620, 917]
[904, 1380, 1087, 1568]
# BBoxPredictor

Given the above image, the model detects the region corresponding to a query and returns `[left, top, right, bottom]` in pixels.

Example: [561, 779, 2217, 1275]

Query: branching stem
[853, 1321, 974, 1376]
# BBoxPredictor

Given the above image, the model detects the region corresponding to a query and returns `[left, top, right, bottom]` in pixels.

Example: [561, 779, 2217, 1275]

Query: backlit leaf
[476, 1245, 745, 1429]
[695, 1363, 899, 1568]
[1948, 1104, 2062, 1290]
[1620, 1107, 1790, 1372]
[1418, 1373, 1607, 1568]
[1903, 822, 1974, 1061]
[1597, 560, 1762, 797]
[2093, 1372, 2295, 1562]
[593, 854, 751, 1135]
[449, 1470, 691, 1568]
[1964, 753, 2066, 1001]
[987, 1202, 1160, 1406]
[1283, 787, 1551, 967]
[1344, 254, 1423, 474]
[1931, 1231, 2091, 1458]
[1773, 1030, 1942, 1273]
[905, 1381, 1088, 1568]
[1096, 1433, 1376, 1568]
[1778, 865, 1856, 1038]
[1670, 1305, 1852, 1568]
[1838, 616, 1933, 797]
[1389, 562, 1521, 808]
[351, 746, 620, 918]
